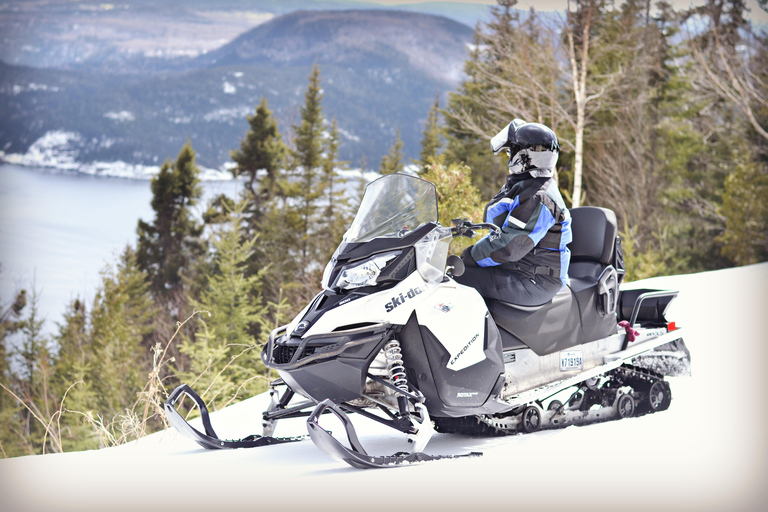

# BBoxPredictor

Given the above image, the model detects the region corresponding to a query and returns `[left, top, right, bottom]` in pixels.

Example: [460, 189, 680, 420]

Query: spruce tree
[290, 64, 327, 280]
[136, 142, 205, 368]
[52, 298, 99, 451]
[1, 285, 26, 398]
[419, 95, 442, 173]
[181, 199, 268, 409]
[87, 248, 155, 426]
[230, 97, 288, 212]
[379, 129, 405, 175]
[0, 280, 27, 457]
[137, 141, 204, 302]
[317, 117, 351, 262]
[12, 289, 57, 453]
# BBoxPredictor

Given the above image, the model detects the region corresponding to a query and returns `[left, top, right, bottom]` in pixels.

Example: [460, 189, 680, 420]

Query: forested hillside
[0, 9, 473, 168]
[0, 0, 766, 458]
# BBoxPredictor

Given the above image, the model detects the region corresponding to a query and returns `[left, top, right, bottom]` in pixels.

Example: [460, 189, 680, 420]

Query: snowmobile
[165, 173, 690, 468]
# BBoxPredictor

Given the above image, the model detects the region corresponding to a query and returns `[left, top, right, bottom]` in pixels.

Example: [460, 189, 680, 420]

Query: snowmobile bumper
[306, 399, 482, 469]
[262, 322, 391, 404]
[164, 384, 306, 449]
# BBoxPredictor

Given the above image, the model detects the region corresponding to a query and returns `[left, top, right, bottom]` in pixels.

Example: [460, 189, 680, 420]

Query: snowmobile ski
[164, 384, 307, 449]
[306, 399, 482, 469]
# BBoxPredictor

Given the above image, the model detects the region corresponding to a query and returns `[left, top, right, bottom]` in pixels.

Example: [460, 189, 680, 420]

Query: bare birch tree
[444, 0, 620, 207]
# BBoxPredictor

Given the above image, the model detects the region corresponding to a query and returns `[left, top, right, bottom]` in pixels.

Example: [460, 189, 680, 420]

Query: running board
[501, 328, 684, 409]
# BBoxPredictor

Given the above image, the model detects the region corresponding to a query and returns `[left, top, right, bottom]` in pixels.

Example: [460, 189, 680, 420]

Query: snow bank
[1, 263, 767, 512]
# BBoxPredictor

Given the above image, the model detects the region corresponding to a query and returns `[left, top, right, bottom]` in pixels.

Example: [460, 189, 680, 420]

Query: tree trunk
[573, 109, 585, 208]
[567, 0, 593, 208]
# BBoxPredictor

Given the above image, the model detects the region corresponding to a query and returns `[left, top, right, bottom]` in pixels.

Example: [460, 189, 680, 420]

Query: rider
[456, 119, 572, 306]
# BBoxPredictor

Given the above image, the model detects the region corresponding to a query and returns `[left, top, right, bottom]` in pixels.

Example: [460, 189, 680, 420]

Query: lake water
[0, 164, 239, 334]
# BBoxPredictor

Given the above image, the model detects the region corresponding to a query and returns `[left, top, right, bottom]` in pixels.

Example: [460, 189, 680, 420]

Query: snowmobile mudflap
[306, 399, 482, 469]
[164, 384, 307, 449]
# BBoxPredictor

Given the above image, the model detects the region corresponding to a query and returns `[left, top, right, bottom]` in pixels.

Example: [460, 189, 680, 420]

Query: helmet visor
[490, 122, 513, 155]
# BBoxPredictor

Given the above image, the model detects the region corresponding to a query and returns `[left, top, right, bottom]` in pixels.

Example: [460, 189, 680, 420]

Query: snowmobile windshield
[343, 174, 438, 243]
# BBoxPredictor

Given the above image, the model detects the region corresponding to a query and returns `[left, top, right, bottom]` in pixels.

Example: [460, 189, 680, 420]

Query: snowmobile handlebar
[451, 218, 501, 239]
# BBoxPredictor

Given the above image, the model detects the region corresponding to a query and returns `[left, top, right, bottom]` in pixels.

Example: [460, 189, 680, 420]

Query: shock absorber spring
[384, 339, 409, 393]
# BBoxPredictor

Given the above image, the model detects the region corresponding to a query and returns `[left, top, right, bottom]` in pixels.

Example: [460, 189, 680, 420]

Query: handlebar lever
[451, 218, 501, 239]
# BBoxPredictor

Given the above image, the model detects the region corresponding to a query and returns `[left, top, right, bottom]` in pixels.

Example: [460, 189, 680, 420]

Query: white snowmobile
[165, 173, 690, 468]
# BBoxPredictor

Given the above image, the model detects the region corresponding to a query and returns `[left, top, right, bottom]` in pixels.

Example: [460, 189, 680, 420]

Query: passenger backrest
[567, 207, 618, 281]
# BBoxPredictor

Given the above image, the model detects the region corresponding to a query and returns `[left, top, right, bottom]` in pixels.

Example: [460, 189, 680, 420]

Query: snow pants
[454, 266, 562, 306]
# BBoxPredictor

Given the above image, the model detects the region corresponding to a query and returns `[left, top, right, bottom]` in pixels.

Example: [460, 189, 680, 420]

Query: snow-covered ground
[1, 263, 767, 512]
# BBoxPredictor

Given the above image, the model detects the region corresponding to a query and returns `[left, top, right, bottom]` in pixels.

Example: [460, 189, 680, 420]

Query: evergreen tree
[419, 95, 442, 172]
[290, 64, 327, 279]
[137, 141, 204, 303]
[87, 248, 155, 425]
[10, 289, 57, 453]
[717, 162, 768, 266]
[1, 285, 26, 399]
[0, 280, 27, 457]
[422, 158, 484, 256]
[52, 298, 98, 452]
[317, 117, 352, 262]
[230, 97, 288, 213]
[180, 199, 268, 409]
[379, 129, 405, 175]
[136, 141, 205, 369]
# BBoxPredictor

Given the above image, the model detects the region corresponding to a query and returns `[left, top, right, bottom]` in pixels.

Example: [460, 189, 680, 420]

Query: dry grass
[1, 307, 275, 455]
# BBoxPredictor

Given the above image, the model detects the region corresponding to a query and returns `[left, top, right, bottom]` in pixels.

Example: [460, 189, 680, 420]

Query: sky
[357, 0, 768, 23]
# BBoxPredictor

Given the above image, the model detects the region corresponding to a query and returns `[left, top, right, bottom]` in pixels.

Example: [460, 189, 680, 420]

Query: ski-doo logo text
[384, 287, 423, 313]
[450, 333, 480, 366]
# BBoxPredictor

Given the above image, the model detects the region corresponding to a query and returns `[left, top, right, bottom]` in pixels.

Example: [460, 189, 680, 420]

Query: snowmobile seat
[487, 207, 621, 356]
[568, 206, 621, 319]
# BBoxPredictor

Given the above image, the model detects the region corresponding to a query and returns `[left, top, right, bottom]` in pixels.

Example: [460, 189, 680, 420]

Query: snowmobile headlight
[333, 251, 401, 290]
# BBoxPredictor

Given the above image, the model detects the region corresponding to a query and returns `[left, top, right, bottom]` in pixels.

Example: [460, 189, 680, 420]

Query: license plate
[560, 350, 583, 371]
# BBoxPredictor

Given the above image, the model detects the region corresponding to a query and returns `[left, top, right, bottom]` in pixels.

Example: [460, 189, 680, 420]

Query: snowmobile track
[433, 364, 671, 437]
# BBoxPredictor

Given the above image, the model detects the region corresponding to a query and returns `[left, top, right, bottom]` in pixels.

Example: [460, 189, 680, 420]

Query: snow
[338, 126, 361, 142]
[2, 131, 232, 180]
[7, 83, 61, 95]
[1, 263, 767, 512]
[103, 111, 135, 122]
[222, 81, 237, 95]
[203, 106, 251, 123]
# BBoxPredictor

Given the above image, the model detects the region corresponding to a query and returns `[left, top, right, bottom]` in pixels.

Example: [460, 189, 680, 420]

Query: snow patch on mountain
[1, 130, 232, 180]
[222, 81, 236, 94]
[338, 127, 360, 143]
[104, 111, 135, 122]
[7, 83, 61, 95]
[3, 130, 82, 170]
[203, 106, 251, 122]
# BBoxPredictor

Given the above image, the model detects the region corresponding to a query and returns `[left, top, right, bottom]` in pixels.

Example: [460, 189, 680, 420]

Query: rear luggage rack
[619, 289, 678, 328]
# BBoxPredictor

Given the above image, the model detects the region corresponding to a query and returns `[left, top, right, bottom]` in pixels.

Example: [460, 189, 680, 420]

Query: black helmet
[490, 120, 559, 174]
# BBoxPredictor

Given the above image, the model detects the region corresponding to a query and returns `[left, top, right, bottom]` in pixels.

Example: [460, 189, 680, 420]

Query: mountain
[200, 9, 471, 84]
[0, 0, 487, 71]
[0, 9, 474, 171]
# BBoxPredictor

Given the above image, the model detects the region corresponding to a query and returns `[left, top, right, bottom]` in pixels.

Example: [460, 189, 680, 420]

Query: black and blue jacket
[469, 172, 572, 287]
